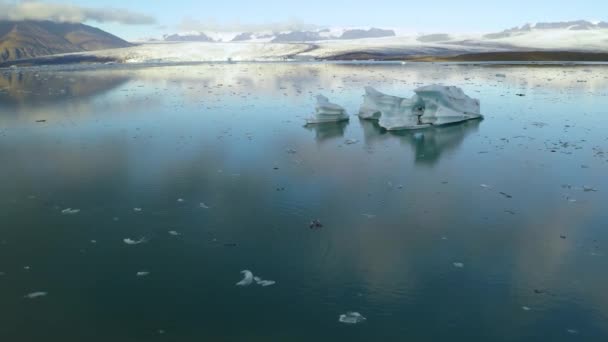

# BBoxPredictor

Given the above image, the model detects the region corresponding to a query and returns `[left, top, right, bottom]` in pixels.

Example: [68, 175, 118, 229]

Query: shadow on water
[359, 118, 483, 165]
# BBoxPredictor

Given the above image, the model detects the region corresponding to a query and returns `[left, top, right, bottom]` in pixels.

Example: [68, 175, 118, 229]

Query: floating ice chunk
[453, 262, 465, 268]
[414, 85, 482, 126]
[522, 306, 531, 311]
[359, 87, 425, 130]
[61, 208, 80, 215]
[133, 208, 142, 212]
[168, 230, 181, 236]
[253, 276, 276, 287]
[177, 198, 185, 202]
[359, 85, 482, 130]
[339, 312, 367, 324]
[123, 237, 147, 245]
[199, 203, 211, 209]
[136, 271, 150, 277]
[236, 270, 254, 286]
[24, 292, 47, 299]
[306, 95, 349, 124]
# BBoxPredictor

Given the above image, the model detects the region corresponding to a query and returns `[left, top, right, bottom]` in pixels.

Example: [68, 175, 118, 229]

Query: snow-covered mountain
[160, 27, 396, 43]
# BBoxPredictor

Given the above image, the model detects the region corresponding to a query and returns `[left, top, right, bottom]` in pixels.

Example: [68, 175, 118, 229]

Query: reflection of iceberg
[306, 95, 349, 124]
[304, 120, 348, 142]
[359, 118, 482, 165]
[359, 85, 482, 130]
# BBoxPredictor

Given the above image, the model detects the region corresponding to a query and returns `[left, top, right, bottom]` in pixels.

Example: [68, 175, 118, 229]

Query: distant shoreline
[324, 51, 608, 62]
[3, 50, 608, 69]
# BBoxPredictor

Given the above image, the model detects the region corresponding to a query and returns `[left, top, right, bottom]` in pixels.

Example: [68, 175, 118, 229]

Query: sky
[1, 0, 607, 40]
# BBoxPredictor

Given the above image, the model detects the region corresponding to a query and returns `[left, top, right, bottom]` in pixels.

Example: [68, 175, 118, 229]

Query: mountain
[0, 20, 133, 62]
[484, 20, 608, 39]
[339, 28, 395, 40]
[163, 32, 215, 42]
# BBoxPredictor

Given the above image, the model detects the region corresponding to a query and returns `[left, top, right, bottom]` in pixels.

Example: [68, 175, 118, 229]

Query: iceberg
[414, 85, 482, 126]
[339, 312, 367, 324]
[236, 270, 254, 286]
[358, 85, 482, 130]
[306, 95, 349, 124]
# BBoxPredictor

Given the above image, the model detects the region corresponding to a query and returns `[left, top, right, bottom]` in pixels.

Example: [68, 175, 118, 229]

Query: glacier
[358, 85, 482, 130]
[306, 95, 349, 124]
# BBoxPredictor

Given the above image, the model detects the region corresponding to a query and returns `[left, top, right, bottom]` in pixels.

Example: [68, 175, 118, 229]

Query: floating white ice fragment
[253, 276, 276, 287]
[199, 203, 211, 209]
[306, 95, 349, 124]
[414, 85, 482, 126]
[168, 231, 181, 236]
[453, 262, 465, 268]
[237, 271, 275, 287]
[359, 85, 482, 130]
[24, 292, 47, 299]
[61, 208, 80, 215]
[136, 271, 150, 277]
[133, 208, 142, 212]
[123, 237, 147, 245]
[339, 312, 367, 324]
[236, 270, 254, 286]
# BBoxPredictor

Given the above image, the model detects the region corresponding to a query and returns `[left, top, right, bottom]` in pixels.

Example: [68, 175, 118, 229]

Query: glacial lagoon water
[0, 62, 607, 341]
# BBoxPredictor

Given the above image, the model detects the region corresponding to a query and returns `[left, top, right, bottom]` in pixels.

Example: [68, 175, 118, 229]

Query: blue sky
[5, 0, 608, 39]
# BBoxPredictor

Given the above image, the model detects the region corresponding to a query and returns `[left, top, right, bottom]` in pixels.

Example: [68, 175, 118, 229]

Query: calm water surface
[0, 63, 607, 341]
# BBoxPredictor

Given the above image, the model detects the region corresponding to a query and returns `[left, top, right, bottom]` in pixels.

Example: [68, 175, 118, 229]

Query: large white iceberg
[358, 85, 482, 130]
[306, 95, 349, 124]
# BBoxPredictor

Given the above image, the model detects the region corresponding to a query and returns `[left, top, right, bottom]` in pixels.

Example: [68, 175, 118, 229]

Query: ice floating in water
[254, 276, 276, 287]
[339, 312, 367, 324]
[136, 271, 150, 277]
[123, 237, 147, 245]
[359, 85, 482, 130]
[306, 95, 349, 124]
[199, 202, 210, 209]
[236, 270, 275, 287]
[24, 292, 47, 299]
[236, 270, 254, 286]
[61, 208, 80, 215]
[453, 262, 465, 268]
[168, 230, 181, 236]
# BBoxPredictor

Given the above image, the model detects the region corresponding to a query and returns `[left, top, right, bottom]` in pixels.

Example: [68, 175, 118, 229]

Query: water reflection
[0, 63, 607, 341]
[359, 118, 482, 165]
[304, 121, 349, 142]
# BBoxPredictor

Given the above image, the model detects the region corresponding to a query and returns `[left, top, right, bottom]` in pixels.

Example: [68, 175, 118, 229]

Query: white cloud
[0, 1, 156, 25]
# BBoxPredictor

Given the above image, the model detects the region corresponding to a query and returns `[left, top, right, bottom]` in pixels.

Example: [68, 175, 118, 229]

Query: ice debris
[123, 237, 147, 245]
[359, 85, 482, 130]
[306, 95, 349, 124]
[236, 270, 275, 287]
[61, 208, 80, 215]
[24, 292, 47, 299]
[453, 262, 465, 268]
[136, 271, 150, 277]
[339, 312, 367, 324]
[235, 270, 254, 286]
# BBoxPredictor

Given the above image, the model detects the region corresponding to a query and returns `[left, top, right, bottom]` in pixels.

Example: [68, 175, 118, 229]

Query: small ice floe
[522, 306, 531, 311]
[306, 95, 349, 124]
[480, 184, 492, 189]
[168, 230, 181, 236]
[236, 270, 254, 286]
[123, 237, 147, 245]
[254, 276, 276, 287]
[453, 262, 465, 268]
[339, 312, 367, 324]
[236, 270, 276, 287]
[199, 203, 211, 209]
[24, 292, 47, 299]
[177, 198, 185, 203]
[136, 271, 150, 277]
[133, 208, 143, 212]
[61, 208, 80, 215]
[567, 329, 579, 334]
